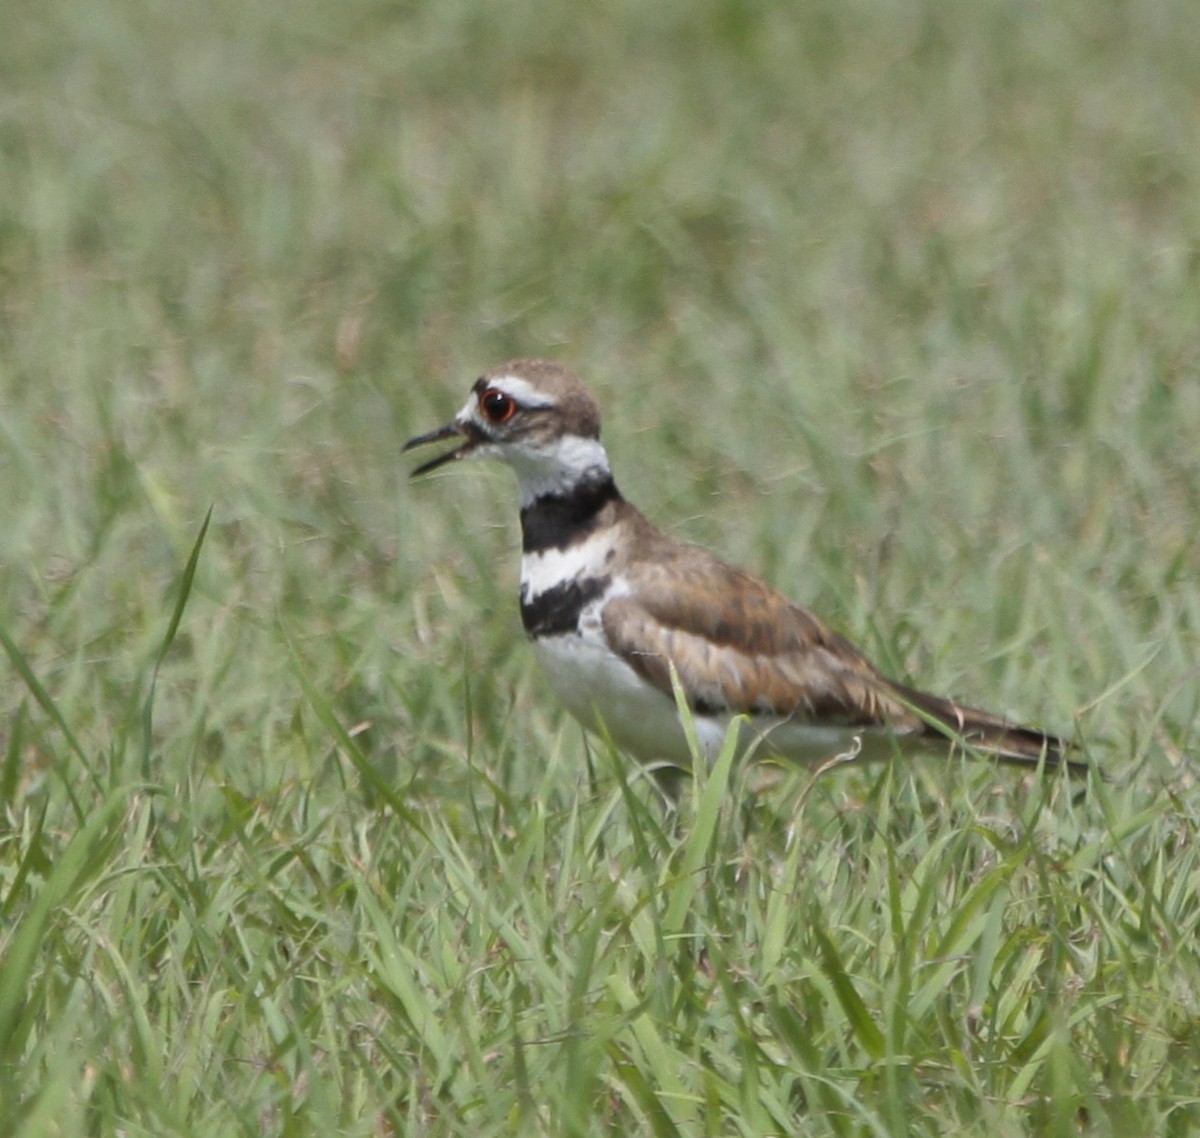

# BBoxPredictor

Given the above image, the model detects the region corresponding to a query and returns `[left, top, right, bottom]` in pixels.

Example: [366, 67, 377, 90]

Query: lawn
[1, 0, 1198, 1134]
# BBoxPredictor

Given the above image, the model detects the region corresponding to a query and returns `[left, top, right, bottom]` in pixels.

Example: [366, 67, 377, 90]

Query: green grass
[2, 0, 1199, 1133]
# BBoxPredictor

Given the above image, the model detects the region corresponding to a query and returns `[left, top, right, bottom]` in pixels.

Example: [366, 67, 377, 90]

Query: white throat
[493, 434, 612, 506]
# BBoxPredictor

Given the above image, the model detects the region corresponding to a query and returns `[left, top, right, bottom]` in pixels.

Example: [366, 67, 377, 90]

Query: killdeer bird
[405, 359, 1084, 779]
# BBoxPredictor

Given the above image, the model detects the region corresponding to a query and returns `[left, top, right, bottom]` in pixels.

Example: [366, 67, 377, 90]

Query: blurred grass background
[1, 0, 1198, 1133]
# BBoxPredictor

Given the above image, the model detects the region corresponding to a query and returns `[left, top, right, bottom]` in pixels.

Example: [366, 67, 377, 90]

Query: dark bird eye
[480, 388, 516, 423]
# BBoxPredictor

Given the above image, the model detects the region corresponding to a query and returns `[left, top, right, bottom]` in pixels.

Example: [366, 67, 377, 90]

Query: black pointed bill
[403, 422, 474, 476]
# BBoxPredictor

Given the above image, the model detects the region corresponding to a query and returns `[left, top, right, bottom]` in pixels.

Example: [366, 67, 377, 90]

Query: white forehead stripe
[487, 375, 557, 408]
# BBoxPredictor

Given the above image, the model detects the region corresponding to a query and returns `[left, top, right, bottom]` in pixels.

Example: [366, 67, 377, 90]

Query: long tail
[890, 681, 1089, 776]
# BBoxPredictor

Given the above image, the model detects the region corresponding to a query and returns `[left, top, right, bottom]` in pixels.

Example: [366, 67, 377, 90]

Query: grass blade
[141, 505, 212, 777]
[814, 924, 886, 1061]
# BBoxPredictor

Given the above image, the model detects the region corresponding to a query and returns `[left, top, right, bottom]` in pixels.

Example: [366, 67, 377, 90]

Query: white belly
[531, 632, 880, 771]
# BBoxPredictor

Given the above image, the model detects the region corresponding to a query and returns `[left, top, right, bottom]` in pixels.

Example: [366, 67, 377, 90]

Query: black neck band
[520, 476, 621, 553]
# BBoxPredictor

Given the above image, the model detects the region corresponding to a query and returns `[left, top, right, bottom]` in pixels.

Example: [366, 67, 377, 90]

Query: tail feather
[890, 681, 1088, 776]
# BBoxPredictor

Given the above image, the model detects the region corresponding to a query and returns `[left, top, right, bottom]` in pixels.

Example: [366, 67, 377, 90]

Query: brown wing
[597, 504, 1081, 770]
[600, 530, 1081, 770]
[601, 549, 920, 729]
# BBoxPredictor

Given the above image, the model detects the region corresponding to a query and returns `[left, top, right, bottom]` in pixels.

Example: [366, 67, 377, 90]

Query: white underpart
[520, 529, 619, 601]
[533, 580, 890, 770]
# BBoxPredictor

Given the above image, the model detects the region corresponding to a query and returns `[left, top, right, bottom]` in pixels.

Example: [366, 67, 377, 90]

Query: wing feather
[598, 507, 1078, 770]
[601, 552, 916, 729]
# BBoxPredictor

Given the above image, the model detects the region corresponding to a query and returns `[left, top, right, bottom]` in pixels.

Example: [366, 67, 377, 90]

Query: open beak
[403, 421, 474, 476]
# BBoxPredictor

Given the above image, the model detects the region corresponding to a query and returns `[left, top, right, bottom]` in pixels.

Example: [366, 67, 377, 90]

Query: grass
[2, 0, 1199, 1133]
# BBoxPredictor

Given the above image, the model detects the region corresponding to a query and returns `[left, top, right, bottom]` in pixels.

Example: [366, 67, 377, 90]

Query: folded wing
[601, 544, 1078, 770]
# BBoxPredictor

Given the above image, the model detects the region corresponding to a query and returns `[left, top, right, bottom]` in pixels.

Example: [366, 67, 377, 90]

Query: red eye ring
[480, 388, 517, 424]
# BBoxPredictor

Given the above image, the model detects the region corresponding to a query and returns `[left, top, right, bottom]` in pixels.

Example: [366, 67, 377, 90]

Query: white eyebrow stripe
[487, 375, 557, 408]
